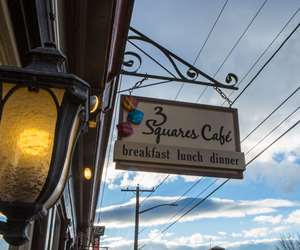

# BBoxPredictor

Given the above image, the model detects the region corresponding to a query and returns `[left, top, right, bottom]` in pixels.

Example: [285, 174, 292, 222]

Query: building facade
[0, 0, 134, 249]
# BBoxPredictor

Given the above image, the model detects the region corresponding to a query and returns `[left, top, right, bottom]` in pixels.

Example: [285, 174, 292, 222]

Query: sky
[95, 0, 300, 249]
[96, 0, 300, 249]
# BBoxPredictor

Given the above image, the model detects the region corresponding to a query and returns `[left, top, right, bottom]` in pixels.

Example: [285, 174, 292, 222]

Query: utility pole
[122, 184, 153, 250]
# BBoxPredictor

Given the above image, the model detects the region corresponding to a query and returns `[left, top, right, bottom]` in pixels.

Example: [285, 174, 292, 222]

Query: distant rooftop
[209, 247, 225, 250]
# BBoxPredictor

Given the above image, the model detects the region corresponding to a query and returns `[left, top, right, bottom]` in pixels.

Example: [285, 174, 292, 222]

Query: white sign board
[114, 95, 245, 179]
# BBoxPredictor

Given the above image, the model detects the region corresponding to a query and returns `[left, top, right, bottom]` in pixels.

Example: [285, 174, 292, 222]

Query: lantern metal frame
[0, 44, 90, 245]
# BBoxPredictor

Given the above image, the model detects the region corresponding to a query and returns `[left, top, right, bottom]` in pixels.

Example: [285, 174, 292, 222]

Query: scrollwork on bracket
[186, 68, 199, 80]
[225, 73, 238, 85]
[122, 51, 142, 73]
[121, 27, 239, 90]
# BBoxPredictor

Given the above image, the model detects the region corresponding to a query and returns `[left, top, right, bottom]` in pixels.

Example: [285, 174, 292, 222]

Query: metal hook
[129, 75, 148, 95]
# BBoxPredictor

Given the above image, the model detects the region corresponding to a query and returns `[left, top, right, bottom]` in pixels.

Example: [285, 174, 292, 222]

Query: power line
[140, 118, 300, 249]
[197, 0, 269, 102]
[246, 119, 300, 166]
[120, 12, 299, 97]
[140, 174, 170, 206]
[174, 0, 230, 99]
[221, 7, 300, 105]
[136, 18, 299, 250]
[122, 185, 154, 250]
[141, 85, 212, 203]
[173, 120, 299, 230]
[241, 86, 299, 143]
[140, 80, 218, 205]
[178, 85, 299, 229]
[138, 179, 227, 250]
[128, 40, 177, 78]
[139, 177, 204, 235]
[120, 18, 299, 213]
[109, 6, 298, 245]
[160, 85, 300, 232]
[214, 0, 269, 76]
[147, 84, 300, 237]
[231, 22, 300, 106]
[139, 179, 216, 237]
[140, 89, 209, 207]
[160, 179, 228, 235]
[245, 105, 300, 156]
[118, 8, 300, 98]
[193, 0, 230, 65]
[134, 61, 298, 250]
[100, 6, 299, 246]
[118, 79, 172, 93]
[167, 178, 218, 223]
[174, 177, 204, 204]
[103, 17, 298, 213]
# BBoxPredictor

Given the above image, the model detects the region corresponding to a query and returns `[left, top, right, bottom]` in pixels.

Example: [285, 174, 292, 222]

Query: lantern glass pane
[0, 83, 64, 203]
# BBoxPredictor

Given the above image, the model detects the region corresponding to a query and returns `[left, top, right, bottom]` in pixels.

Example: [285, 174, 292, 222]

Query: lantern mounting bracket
[121, 27, 238, 91]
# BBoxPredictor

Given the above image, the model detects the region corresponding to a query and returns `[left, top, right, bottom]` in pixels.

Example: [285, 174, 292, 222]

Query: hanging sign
[114, 95, 245, 179]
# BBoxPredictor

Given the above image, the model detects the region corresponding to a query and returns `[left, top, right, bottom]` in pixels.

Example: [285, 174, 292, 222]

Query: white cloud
[272, 226, 289, 233]
[101, 233, 281, 250]
[148, 229, 162, 240]
[121, 172, 177, 189]
[104, 162, 178, 189]
[243, 227, 269, 238]
[224, 237, 280, 249]
[101, 236, 124, 243]
[231, 232, 243, 238]
[168, 233, 220, 247]
[102, 162, 127, 190]
[101, 236, 132, 249]
[96, 196, 298, 228]
[239, 198, 297, 208]
[242, 226, 287, 238]
[181, 175, 201, 182]
[254, 215, 283, 224]
[246, 154, 300, 193]
[286, 152, 298, 163]
[286, 209, 300, 224]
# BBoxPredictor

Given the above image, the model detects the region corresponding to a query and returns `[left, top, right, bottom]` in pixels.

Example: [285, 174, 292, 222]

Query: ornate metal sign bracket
[121, 27, 239, 91]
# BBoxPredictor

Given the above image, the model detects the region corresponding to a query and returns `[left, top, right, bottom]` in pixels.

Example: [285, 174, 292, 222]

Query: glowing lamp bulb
[17, 129, 52, 156]
[84, 167, 92, 180]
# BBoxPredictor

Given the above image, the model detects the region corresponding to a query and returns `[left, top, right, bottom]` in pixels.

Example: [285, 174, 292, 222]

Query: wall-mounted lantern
[0, 43, 90, 246]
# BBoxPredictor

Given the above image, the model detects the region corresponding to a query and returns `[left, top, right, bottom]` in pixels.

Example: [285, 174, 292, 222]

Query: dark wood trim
[90, 0, 135, 220]
[117, 162, 243, 179]
[7, 0, 42, 65]
[74, 0, 135, 246]
[31, 212, 50, 250]
[0, 0, 20, 66]
[106, 0, 135, 80]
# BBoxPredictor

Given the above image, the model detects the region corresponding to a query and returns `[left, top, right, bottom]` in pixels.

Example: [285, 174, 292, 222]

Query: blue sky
[97, 0, 300, 249]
